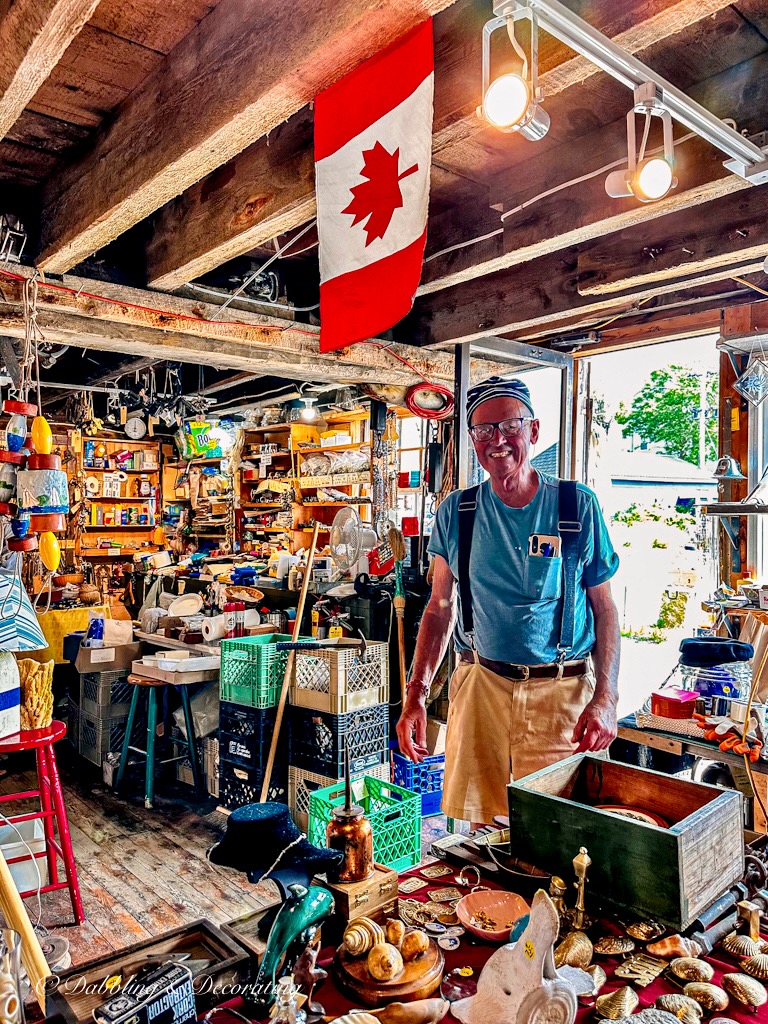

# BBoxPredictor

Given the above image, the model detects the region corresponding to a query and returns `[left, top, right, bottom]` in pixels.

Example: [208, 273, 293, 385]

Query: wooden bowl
[456, 889, 529, 942]
[53, 573, 84, 587]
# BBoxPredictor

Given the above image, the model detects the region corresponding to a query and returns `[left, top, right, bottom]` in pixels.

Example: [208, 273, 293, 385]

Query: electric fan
[329, 507, 377, 579]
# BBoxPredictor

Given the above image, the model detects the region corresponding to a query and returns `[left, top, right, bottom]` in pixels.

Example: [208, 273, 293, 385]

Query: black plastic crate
[219, 756, 288, 810]
[80, 670, 133, 718]
[218, 702, 286, 769]
[289, 703, 389, 776]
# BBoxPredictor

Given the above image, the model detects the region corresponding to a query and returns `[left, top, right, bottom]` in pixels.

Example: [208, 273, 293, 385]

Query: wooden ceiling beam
[577, 188, 768, 296]
[420, 44, 768, 296]
[0, 0, 103, 141]
[0, 263, 507, 385]
[35, 0, 460, 275]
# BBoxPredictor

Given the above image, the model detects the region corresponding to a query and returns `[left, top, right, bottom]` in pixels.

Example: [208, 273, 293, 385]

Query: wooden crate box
[507, 754, 744, 929]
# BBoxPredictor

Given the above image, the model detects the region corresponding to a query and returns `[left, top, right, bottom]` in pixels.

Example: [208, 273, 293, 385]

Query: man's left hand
[572, 695, 618, 752]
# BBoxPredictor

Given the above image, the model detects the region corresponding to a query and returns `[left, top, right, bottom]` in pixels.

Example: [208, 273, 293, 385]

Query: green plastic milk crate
[308, 775, 421, 872]
[220, 633, 304, 709]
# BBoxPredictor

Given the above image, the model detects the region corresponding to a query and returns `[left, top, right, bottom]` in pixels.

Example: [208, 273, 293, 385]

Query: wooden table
[616, 718, 768, 830]
[134, 629, 219, 654]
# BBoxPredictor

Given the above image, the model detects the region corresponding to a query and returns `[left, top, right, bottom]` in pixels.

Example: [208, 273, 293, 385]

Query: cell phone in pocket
[528, 533, 561, 558]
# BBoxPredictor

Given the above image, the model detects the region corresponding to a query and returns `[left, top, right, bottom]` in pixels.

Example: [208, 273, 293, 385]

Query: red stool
[0, 722, 84, 924]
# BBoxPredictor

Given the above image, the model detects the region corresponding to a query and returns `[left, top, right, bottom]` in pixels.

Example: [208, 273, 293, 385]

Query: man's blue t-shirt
[427, 474, 619, 665]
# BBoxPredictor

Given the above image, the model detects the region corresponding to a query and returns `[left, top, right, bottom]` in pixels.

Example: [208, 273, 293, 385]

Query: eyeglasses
[469, 417, 532, 442]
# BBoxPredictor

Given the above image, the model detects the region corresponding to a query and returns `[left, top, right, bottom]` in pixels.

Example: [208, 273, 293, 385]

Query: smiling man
[396, 376, 620, 824]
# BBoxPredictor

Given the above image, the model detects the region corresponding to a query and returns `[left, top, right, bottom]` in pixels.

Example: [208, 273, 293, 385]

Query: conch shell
[647, 935, 702, 959]
[554, 930, 593, 969]
[722, 972, 768, 1008]
[595, 986, 639, 1020]
[400, 930, 430, 962]
[386, 919, 406, 950]
[682, 983, 728, 1013]
[670, 958, 714, 983]
[368, 942, 404, 982]
[655, 993, 702, 1024]
[344, 917, 386, 957]
[744, 952, 768, 980]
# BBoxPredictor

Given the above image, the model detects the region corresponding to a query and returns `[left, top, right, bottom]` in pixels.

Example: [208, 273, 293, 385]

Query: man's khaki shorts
[441, 656, 596, 822]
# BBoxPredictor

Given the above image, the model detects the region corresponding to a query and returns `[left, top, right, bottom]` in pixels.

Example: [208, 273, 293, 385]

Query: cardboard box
[76, 642, 142, 674]
[507, 754, 744, 929]
[759, 587, 768, 610]
[426, 717, 446, 756]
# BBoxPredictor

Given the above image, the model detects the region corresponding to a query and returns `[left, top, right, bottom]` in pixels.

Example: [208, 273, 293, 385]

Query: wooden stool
[0, 722, 84, 924]
[115, 674, 202, 809]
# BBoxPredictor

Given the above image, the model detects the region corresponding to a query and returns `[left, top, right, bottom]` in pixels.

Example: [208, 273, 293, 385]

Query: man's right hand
[396, 694, 430, 763]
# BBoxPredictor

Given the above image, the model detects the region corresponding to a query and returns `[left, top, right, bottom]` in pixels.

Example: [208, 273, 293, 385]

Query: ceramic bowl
[456, 889, 529, 942]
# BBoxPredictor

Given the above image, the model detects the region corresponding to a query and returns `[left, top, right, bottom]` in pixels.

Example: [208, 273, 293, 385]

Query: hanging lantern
[30, 416, 52, 456]
[39, 532, 61, 572]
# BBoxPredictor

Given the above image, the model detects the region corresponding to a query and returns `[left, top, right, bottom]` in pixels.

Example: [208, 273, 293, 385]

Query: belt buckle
[517, 664, 530, 681]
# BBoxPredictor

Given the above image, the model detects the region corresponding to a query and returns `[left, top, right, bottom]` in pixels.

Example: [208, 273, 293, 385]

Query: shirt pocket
[523, 556, 563, 601]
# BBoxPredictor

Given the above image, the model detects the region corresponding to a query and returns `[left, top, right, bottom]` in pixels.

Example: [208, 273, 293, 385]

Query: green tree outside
[615, 365, 718, 466]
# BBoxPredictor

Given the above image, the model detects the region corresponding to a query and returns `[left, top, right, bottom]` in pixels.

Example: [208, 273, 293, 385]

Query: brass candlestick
[570, 846, 591, 931]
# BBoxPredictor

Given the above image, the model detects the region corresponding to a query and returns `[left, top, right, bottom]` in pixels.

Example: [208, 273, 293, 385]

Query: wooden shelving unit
[236, 410, 372, 553]
[77, 436, 162, 562]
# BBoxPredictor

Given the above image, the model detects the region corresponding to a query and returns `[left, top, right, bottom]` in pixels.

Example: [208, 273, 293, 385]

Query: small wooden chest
[507, 754, 744, 930]
[315, 863, 399, 922]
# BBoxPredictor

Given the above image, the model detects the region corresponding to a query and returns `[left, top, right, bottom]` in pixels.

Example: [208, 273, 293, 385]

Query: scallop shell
[722, 931, 765, 960]
[683, 983, 729, 1013]
[627, 920, 665, 943]
[743, 952, 768, 980]
[647, 935, 702, 959]
[595, 986, 640, 1020]
[722, 972, 768, 1008]
[554, 930, 593, 969]
[655, 993, 703, 1024]
[670, 958, 715, 983]
[343, 917, 386, 957]
[594, 935, 636, 957]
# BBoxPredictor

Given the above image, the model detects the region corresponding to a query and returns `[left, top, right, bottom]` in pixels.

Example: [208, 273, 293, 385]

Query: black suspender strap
[558, 479, 581, 663]
[457, 484, 480, 643]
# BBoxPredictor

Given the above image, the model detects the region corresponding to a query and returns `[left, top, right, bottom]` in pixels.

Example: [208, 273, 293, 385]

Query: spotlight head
[483, 73, 529, 129]
[605, 157, 676, 202]
[479, 12, 549, 141]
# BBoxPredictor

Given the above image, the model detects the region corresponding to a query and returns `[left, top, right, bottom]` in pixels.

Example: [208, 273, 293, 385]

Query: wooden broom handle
[260, 523, 320, 802]
[0, 851, 49, 1011]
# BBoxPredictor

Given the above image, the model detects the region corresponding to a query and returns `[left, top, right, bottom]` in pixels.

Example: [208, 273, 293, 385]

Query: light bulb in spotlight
[483, 74, 530, 129]
[300, 398, 317, 422]
[634, 157, 675, 201]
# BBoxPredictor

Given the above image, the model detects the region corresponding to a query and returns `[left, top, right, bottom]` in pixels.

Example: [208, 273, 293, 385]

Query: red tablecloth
[215, 860, 767, 1023]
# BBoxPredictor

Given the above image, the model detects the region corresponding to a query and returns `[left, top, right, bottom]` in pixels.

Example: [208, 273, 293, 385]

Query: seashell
[647, 935, 702, 959]
[343, 917, 386, 957]
[654, 994, 702, 1024]
[614, 1011, 679, 1024]
[683, 983, 729, 1013]
[400, 929, 430, 962]
[585, 964, 607, 999]
[671, 958, 715, 983]
[331, 1014, 379, 1024]
[595, 986, 639, 1020]
[722, 931, 765, 960]
[594, 935, 636, 957]
[386, 919, 406, 950]
[554, 930, 593, 969]
[722, 972, 768, 1008]
[743, 952, 768, 980]
[627, 920, 665, 943]
[556, 965, 596, 1001]
[367, 942, 404, 982]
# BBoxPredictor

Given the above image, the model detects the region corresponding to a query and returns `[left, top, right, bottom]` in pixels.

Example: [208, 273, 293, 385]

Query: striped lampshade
[0, 573, 46, 651]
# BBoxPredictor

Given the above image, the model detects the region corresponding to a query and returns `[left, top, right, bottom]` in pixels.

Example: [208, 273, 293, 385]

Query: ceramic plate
[594, 804, 669, 828]
[168, 593, 204, 617]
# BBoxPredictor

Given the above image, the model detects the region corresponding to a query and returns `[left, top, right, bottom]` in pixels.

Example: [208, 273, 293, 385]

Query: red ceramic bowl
[456, 889, 529, 942]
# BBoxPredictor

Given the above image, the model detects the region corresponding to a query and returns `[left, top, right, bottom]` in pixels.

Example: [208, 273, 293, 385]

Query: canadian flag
[315, 20, 434, 353]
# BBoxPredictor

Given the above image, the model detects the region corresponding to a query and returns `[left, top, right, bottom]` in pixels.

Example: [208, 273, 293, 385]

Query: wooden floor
[0, 748, 265, 967]
[1, 747, 449, 968]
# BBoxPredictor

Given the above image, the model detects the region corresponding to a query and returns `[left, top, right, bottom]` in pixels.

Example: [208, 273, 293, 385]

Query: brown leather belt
[459, 651, 588, 681]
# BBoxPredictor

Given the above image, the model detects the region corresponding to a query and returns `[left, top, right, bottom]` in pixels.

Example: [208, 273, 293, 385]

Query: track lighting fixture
[605, 84, 677, 203]
[479, 9, 549, 140]
[481, 0, 768, 183]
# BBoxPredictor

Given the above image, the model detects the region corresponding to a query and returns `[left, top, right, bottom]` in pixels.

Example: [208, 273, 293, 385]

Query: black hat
[207, 802, 343, 888]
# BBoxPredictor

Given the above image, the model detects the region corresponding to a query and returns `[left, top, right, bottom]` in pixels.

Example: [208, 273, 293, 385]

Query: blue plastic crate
[392, 751, 445, 817]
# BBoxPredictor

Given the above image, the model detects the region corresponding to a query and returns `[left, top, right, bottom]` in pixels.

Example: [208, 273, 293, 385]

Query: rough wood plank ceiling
[1, 0, 768, 374]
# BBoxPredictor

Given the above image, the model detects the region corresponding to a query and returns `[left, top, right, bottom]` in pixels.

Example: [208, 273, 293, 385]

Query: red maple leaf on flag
[342, 141, 419, 246]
